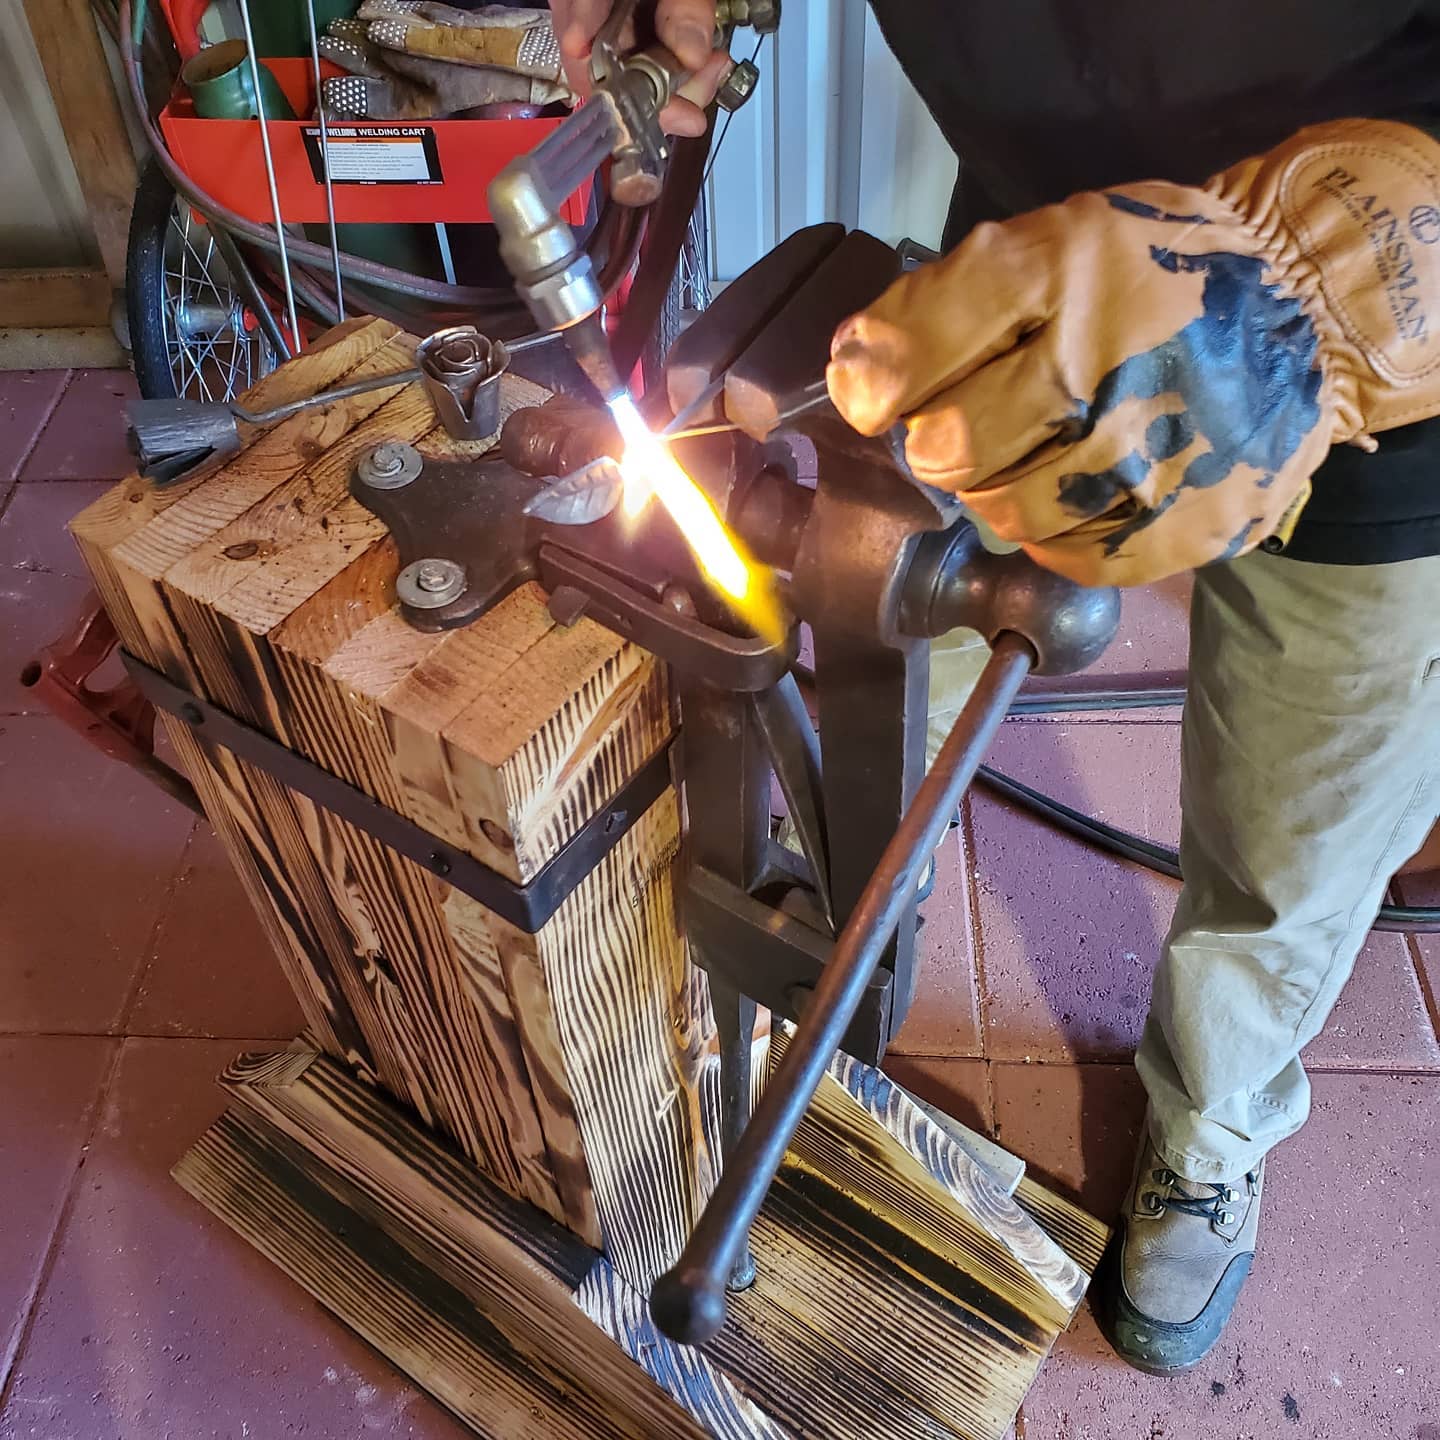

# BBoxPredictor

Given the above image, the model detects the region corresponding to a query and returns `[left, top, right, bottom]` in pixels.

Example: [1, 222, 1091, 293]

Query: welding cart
[118, 0, 708, 406]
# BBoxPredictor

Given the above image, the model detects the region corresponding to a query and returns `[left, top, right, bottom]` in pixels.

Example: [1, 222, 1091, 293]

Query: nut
[715, 58, 760, 113]
[397, 557, 466, 609]
[715, 0, 780, 33]
[357, 440, 423, 490]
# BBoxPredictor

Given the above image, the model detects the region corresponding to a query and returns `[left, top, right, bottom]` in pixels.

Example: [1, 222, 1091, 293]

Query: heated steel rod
[649, 631, 1037, 1346]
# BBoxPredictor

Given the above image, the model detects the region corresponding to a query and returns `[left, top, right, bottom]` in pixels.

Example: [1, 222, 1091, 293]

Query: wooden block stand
[73, 323, 1107, 1440]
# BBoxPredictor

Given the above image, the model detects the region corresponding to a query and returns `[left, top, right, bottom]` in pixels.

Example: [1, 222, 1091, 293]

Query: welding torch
[487, 0, 775, 404]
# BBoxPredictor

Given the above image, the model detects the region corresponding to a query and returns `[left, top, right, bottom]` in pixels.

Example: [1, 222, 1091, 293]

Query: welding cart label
[303, 126, 443, 185]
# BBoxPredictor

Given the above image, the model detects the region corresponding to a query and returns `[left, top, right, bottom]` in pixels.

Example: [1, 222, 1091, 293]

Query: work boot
[1100, 1131, 1264, 1375]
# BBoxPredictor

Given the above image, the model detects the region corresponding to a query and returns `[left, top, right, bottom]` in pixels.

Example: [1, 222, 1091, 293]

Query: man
[551, 0, 1440, 1374]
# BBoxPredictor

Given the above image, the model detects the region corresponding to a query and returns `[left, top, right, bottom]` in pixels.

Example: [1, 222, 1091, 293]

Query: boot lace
[1143, 1167, 1257, 1226]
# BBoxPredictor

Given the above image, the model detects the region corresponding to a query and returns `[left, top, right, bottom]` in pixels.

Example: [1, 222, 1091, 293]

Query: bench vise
[348, 222, 1120, 1346]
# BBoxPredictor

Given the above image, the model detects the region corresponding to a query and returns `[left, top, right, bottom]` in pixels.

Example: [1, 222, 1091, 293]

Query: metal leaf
[522, 457, 625, 526]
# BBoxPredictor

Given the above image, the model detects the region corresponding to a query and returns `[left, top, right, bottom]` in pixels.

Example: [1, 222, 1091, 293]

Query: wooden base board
[177, 1045, 1108, 1440]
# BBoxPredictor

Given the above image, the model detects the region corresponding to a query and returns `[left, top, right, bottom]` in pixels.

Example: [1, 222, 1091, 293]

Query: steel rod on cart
[304, 0, 346, 320]
[237, 0, 300, 345]
[649, 631, 1038, 1346]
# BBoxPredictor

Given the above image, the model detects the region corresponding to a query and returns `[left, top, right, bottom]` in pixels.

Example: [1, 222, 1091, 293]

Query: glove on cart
[358, 0, 565, 77]
[319, 9, 568, 119]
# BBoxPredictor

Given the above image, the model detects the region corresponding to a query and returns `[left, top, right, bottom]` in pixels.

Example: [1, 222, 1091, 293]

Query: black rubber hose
[791, 658, 1439, 933]
[973, 763, 1439, 935]
[118, 0, 640, 316]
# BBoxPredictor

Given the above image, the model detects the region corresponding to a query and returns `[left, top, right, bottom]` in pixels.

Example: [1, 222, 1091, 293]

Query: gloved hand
[827, 119, 1440, 585]
[320, 12, 568, 119]
[547, 0, 733, 136]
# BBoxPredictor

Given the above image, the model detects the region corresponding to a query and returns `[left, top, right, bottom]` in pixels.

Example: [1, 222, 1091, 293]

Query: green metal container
[181, 37, 296, 119]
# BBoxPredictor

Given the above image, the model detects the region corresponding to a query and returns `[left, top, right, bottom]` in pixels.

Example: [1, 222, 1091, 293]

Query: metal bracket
[122, 652, 673, 935]
[684, 863, 894, 1063]
[349, 450, 795, 691]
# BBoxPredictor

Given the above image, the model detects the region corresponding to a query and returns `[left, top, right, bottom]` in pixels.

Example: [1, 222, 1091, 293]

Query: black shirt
[867, 0, 1440, 565]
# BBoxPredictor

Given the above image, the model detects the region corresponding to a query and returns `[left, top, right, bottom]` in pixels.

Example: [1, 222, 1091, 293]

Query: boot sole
[1095, 1233, 1254, 1376]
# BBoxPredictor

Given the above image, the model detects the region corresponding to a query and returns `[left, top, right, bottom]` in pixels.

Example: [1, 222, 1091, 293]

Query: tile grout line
[1002, 713, 1183, 725]
[0, 370, 74, 513]
[878, 1053, 1440, 1077]
[0, 730, 189, 1406]
[7, 1041, 1431, 1074]
[958, 790, 1002, 1133]
[113, 819, 202, 1037]
[0, 1029, 302, 1043]
[0, 1034, 123, 1408]
[1403, 927, 1440, 1042]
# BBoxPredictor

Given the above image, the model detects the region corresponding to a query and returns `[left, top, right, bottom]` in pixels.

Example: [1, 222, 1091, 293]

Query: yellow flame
[608, 395, 784, 643]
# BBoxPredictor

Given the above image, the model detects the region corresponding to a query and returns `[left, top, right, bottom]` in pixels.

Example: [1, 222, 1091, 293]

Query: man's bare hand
[548, 0, 727, 135]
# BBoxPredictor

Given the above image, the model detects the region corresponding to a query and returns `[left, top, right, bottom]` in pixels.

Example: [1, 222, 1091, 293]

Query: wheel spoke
[149, 191, 277, 402]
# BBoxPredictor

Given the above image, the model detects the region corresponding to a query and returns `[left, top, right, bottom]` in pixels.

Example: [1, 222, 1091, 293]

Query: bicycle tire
[126, 158, 278, 402]
[126, 159, 179, 400]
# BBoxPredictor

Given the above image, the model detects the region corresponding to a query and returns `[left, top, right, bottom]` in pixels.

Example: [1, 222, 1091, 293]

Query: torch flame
[607, 394, 784, 643]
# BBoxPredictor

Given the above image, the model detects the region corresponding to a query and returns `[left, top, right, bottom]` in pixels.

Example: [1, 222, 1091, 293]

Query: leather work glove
[320, 15, 567, 119]
[827, 119, 1440, 585]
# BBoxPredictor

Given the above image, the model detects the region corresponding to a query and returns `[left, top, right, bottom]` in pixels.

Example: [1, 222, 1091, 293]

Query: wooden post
[72, 331, 1108, 1440]
[22, 0, 139, 288]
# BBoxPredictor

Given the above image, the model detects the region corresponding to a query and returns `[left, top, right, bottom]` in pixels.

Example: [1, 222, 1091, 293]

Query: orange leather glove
[320, 14, 567, 119]
[827, 119, 1440, 585]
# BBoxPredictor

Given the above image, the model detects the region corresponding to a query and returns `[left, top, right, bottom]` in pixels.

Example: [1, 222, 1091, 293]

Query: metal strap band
[122, 651, 673, 935]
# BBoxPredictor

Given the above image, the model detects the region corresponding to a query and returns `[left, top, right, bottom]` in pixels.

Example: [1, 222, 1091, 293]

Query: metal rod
[118, 0, 642, 316]
[435, 222, 457, 288]
[664, 378, 834, 441]
[710, 977, 759, 1292]
[236, 0, 301, 346]
[208, 220, 293, 362]
[304, 0, 346, 321]
[661, 373, 726, 435]
[751, 676, 833, 930]
[648, 632, 1037, 1347]
[231, 366, 422, 424]
[1014, 669, 1189, 712]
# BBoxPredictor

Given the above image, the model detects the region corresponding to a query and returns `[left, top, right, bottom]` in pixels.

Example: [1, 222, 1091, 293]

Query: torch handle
[649, 632, 1037, 1346]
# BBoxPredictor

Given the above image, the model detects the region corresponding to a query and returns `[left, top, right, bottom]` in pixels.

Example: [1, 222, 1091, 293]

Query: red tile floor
[1, 368, 1437, 1439]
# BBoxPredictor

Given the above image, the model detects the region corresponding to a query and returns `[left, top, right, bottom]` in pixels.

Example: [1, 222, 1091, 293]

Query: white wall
[705, 0, 955, 282]
[0, 0, 98, 268]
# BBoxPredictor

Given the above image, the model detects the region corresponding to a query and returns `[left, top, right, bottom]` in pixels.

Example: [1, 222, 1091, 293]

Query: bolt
[662, 583, 697, 617]
[428, 850, 452, 876]
[358, 440, 422, 490]
[417, 559, 454, 593]
[370, 443, 405, 476]
[180, 702, 205, 726]
[397, 557, 465, 609]
[726, 1252, 758, 1293]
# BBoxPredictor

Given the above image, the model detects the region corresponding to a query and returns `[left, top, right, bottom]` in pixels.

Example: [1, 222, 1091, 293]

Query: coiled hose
[118, 0, 650, 329]
[980, 687, 1438, 935]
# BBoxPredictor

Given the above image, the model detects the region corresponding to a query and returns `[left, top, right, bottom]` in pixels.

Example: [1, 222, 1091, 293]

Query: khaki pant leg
[1137, 552, 1440, 1181]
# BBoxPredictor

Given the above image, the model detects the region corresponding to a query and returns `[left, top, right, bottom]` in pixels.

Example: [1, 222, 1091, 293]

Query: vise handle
[649, 631, 1038, 1346]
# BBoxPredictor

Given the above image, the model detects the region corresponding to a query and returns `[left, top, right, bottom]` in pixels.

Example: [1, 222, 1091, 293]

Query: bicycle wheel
[126, 159, 278, 402]
[640, 193, 712, 393]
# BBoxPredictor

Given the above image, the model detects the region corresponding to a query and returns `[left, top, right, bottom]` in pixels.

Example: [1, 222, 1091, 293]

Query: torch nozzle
[566, 313, 627, 407]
